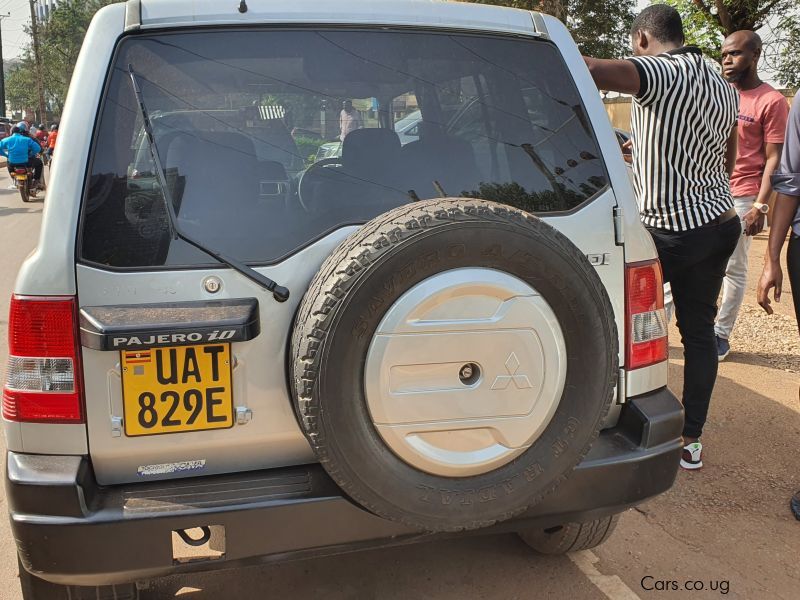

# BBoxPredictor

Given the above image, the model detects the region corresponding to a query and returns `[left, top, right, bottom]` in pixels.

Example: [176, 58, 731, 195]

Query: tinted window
[81, 29, 608, 268]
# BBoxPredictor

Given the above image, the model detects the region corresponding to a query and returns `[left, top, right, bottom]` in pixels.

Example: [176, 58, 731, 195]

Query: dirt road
[0, 172, 797, 598]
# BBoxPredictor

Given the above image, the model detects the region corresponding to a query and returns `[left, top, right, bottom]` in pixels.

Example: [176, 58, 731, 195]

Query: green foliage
[5, 58, 39, 111]
[567, 0, 636, 59]
[774, 14, 800, 89]
[458, 1, 636, 59]
[662, 0, 724, 61]
[10, 1, 123, 117]
[294, 136, 326, 164]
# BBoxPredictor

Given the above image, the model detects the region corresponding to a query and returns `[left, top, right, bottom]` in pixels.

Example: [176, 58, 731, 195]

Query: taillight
[625, 261, 668, 370]
[3, 296, 84, 423]
[14, 168, 26, 175]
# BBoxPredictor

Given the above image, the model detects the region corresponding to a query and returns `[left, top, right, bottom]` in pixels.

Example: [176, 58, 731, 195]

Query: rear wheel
[18, 559, 140, 600]
[18, 181, 30, 203]
[518, 515, 620, 554]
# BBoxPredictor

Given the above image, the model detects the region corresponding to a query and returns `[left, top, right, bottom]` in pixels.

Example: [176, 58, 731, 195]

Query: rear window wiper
[126, 66, 290, 303]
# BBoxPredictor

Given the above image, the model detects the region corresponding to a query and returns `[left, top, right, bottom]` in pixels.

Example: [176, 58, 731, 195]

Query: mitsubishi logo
[491, 352, 532, 390]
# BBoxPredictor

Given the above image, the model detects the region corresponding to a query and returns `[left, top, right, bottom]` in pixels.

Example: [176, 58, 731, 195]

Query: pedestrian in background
[755, 97, 800, 521]
[715, 31, 789, 361]
[339, 99, 362, 142]
[583, 4, 740, 470]
[46, 123, 58, 162]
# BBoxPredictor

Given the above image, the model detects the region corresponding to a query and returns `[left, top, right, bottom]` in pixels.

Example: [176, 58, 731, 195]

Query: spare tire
[291, 198, 617, 532]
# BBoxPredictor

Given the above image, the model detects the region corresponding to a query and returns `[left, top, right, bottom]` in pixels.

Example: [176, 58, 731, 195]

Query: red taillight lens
[625, 261, 668, 370]
[14, 168, 27, 175]
[3, 296, 84, 423]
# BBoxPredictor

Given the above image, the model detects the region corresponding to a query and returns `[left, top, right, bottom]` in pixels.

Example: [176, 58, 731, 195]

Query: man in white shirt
[339, 100, 363, 142]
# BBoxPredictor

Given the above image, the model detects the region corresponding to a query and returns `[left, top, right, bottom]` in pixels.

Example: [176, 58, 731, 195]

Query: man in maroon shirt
[715, 31, 789, 361]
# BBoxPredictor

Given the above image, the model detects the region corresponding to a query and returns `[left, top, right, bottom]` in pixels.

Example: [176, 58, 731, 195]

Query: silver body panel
[77, 228, 354, 484]
[7, 0, 667, 482]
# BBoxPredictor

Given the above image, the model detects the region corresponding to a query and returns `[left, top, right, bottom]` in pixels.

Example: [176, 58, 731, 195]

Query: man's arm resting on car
[583, 57, 641, 96]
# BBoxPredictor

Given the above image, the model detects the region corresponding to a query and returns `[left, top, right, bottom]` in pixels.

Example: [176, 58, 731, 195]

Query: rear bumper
[8, 387, 682, 587]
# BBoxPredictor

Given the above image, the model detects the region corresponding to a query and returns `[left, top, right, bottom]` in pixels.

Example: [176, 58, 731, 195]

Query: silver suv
[4, 1, 682, 598]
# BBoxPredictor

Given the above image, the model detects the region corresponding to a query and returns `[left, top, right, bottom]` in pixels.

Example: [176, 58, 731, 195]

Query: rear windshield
[80, 29, 608, 268]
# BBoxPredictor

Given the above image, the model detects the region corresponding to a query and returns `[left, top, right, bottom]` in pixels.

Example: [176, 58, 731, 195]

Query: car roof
[133, 0, 543, 37]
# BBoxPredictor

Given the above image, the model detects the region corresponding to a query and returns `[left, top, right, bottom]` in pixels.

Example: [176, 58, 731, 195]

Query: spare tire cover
[292, 198, 618, 532]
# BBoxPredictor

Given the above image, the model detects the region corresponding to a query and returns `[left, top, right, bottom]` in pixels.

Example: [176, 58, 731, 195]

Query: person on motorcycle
[0, 122, 45, 190]
[35, 124, 48, 146]
[46, 124, 58, 161]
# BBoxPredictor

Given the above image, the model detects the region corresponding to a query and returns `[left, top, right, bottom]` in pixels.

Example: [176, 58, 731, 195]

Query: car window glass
[80, 30, 608, 268]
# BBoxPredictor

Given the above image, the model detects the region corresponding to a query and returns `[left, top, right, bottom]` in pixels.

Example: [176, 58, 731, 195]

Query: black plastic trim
[79, 298, 260, 350]
[8, 387, 682, 587]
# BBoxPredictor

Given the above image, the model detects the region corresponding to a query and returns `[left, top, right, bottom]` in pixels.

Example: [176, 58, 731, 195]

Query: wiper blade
[126, 66, 290, 303]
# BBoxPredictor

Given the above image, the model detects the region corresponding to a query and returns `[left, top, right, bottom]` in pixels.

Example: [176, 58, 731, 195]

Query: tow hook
[176, 526, 212, 547]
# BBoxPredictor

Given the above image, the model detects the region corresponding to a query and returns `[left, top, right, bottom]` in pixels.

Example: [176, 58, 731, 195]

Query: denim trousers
[715, 196, 755, 339]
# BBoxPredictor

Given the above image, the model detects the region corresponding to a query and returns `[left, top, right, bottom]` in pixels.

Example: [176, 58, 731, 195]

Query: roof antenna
[238, 1, 248, 13]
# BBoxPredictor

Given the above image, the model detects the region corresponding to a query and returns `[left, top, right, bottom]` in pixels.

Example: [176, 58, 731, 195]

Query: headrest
[167, 131, 256, 160]
[206, 132, 257, 158]
[342, 128, 401, 171]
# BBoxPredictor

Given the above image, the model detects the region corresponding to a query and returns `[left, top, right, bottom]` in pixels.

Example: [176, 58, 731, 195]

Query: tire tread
[292, 198, 618, 532]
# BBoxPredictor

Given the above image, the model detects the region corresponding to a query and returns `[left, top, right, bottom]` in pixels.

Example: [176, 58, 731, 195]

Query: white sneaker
[680, 441, 703, 470]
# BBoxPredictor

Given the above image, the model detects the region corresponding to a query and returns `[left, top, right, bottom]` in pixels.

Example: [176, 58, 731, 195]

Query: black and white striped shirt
[627, 47, 739, 231]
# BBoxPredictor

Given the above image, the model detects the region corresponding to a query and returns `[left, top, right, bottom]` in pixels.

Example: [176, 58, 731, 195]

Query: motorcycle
[12, 164, 38, 203]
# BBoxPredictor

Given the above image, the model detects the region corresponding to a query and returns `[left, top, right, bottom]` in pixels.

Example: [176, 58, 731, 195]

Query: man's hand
[621, 139, 633, 164]
[757, 261, 783, 315]
[742, 207, 766, 236]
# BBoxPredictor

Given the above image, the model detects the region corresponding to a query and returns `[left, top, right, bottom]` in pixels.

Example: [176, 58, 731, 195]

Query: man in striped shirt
[584, 4, 741, 470]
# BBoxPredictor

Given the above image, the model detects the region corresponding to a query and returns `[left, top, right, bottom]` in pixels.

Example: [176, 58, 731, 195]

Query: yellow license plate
[121, 344, 234, 437]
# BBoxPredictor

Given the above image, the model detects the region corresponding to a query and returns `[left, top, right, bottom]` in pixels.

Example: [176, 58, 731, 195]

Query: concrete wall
[604, 89, 796, 132]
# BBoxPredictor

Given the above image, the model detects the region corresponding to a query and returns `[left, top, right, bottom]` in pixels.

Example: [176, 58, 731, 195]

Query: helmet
[15, 121, 27, 133]
[50, 123, 58, 131]
[38, 124, 44, 129]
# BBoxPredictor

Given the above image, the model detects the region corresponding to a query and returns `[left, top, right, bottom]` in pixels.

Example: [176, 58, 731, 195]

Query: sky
[0, 0, 35, 62]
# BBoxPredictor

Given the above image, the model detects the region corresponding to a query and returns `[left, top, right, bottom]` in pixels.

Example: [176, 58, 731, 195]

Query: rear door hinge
[613, 206, 624, 246]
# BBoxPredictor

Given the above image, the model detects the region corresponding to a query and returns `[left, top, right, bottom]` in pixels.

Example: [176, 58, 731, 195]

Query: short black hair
[745, 30, 763, 52]
[631, 4, 685, 45]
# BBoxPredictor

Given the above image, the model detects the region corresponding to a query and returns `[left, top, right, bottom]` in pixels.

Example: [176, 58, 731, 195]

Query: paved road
[0, 169, 797, 599]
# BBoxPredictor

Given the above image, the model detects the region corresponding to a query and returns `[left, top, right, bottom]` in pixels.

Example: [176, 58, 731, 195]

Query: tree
[774, 14, 800, 88]
[460, 1, 567, 20]
[5, 58, 39, 114]
[10, 1, 122, 117]
[460, 1, 636, 58]
[38, 1, 123, 114]
[664, 0, 800, 87]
